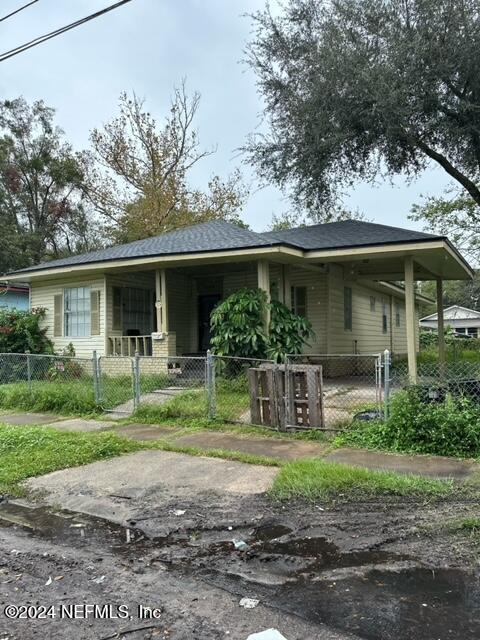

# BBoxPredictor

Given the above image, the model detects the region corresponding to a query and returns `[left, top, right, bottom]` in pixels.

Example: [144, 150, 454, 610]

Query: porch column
[155, 268, 168, 333]
[257, 260, 271, 331]
[436, 277, 446, 367]
[404, 256, 418, 383]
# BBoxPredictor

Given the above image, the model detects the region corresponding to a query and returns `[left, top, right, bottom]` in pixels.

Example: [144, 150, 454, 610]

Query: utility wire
[0, 0, 133, 62]
[0, 0, 39, 24]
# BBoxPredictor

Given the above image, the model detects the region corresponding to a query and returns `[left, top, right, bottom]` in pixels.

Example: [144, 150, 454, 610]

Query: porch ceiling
[307, 242, 472, 281]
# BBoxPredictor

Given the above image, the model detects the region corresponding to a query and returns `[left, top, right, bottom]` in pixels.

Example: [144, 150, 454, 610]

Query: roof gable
[421, 305, 480, 322]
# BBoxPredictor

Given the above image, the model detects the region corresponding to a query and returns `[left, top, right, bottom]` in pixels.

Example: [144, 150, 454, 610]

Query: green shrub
[419, 329, 438, 349]
[268, 300, 314, 361]
[338, 387, 480, 457]
[0, 308, 53, 354]
[210, 287, 314, 361]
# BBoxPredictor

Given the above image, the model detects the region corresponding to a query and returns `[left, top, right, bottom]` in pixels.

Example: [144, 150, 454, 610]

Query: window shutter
[53, 294, 63, 337]
[112, 287, 122, 331]
[90, 290, 101, 336]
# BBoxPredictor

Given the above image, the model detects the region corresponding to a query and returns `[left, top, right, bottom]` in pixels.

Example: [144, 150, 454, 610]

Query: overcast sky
[0, 0, 451, 232]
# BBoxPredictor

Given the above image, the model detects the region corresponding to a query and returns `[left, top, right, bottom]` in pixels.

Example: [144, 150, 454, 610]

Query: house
[420, 305, 480, 338]
[4, 219, 472, 381]
[0, 282, 29, 311]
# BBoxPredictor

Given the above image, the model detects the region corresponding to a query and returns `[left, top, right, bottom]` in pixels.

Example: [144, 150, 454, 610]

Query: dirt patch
[0, 492, 479, 639]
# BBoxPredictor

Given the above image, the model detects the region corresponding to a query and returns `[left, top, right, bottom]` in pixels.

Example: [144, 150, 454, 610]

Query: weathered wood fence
[248, 364, 325, 431]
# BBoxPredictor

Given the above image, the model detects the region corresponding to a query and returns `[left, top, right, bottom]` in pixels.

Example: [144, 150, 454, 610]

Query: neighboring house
[0, 283, 29, 311]
[420, 305, 480, 338]
[4, 219, 472, 380]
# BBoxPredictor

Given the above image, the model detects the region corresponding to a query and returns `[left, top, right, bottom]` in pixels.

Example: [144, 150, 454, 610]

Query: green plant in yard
[210, 287, 314, 361]
[337, 387, 480, 457]
[268, 300, 314, 361]
[0, 308, 53, 354]
[0, 424, 141, 495]
[271, 458, 453, 501]
[210, 288, 268, 359]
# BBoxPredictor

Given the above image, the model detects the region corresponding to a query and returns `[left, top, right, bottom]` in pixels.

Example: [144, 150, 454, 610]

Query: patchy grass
[147, 439, 282, 467]
[0, 424, 141, 495]
[271, 458, 454, 502]
[447, 516, 480, 536]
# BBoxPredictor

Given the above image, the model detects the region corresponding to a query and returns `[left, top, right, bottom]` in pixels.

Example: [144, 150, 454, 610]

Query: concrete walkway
[0, 412, 478, 480]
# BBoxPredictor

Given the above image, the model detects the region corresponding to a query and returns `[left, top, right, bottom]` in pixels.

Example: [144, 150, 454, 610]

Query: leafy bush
[210, 288, 268, 359]
[338, 387, 480, 457]
[210, 288, 314, 361]
[268, 300, 314, 361]
[0, 307, 53, 354]
[419, 329, 438, 349]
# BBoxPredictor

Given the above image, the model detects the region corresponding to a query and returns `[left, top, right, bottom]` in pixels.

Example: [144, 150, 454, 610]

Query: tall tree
[247, 0, 480, 214]
[410, 188, 480, 262]
[0, 97, 99, 273]
[86, 84, 247, 242]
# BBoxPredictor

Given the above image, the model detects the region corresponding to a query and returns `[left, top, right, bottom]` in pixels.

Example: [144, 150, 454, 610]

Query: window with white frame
[64, 287, 91, 337]
[370, 296, 376, 312]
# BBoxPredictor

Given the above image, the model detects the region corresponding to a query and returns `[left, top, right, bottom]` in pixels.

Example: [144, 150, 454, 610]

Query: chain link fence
[389, 356, 480, 406]
[3, 349, 480, 430]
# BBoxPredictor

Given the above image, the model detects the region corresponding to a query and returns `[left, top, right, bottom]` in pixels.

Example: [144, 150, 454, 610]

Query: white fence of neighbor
[1, 350, 479, 430]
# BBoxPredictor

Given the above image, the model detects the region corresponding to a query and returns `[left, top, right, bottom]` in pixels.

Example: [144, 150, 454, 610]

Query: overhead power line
[0, 0, 39, 24]
[0, 0, 133, 62]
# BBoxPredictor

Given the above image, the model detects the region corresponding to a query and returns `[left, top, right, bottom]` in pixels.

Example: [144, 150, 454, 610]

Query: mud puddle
[0, 501, 146, 549]
[1, 501, 479, 639]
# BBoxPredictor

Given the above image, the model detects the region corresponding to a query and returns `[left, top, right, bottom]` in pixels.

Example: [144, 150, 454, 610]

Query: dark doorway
[198, 294, 221, 352]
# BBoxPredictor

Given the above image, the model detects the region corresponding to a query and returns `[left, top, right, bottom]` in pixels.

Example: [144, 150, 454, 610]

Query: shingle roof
[10, 218, 444, 275]
[11, 220, 273, 274]
[261, 219, 441, 250]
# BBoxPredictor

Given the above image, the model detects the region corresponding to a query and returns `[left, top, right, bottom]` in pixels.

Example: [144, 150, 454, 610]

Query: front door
[198, 294, 221, 352]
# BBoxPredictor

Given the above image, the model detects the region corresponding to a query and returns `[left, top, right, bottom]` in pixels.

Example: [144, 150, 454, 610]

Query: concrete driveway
[26, 450, 279, 530]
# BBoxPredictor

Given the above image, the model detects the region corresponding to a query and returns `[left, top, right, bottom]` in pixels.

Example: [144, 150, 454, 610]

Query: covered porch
[104, 238, 472, 383]
[105, 260, 280, 357]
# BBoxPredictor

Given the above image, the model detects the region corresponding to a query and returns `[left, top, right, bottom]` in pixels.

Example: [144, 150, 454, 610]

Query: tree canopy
[247, 0, 480, 214]
[86, 85, 247, 243]
[0, 98, 99, 273]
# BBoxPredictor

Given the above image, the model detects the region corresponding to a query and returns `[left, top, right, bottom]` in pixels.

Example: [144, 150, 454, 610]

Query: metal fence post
[133, 351, 141, 410]
[92, 350, 100, 405]
[26, 351, 32, 393]
[206, 350, 216, 419]
[383, 349, 391, 419]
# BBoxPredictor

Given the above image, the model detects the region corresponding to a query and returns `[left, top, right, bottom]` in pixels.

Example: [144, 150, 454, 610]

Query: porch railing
[108, 335, 152, 356]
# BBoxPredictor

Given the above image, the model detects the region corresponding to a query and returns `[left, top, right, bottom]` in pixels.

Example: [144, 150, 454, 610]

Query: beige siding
[223, 270, 257, 297]
[328, 264, 420, 354]
[30, 275, 106, 358]
[289, 267, 328, 353]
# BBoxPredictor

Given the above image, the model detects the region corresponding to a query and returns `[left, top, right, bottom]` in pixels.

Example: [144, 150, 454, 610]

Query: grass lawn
[0, 424, 142, 496]
[0, 420, 458, 503]
[271, 458, 455, 501]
